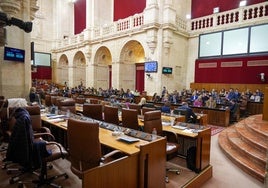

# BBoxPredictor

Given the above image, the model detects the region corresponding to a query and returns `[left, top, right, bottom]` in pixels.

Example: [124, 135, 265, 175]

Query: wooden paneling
[191, 107, 230, 127]
[190, 83, 268, 93]
[82, 156, 138, 188]
[139, 138, 166, 188]
[247, 102, 263, 115]
[163, 126, 211, 172]
[196, 128, 211, 171]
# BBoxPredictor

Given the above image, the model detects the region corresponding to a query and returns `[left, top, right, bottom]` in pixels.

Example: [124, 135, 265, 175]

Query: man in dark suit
[177, 102, 197, 123]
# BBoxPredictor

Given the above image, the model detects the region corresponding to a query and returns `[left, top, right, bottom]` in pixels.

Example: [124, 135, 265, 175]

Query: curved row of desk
[41, 110, 212, 188]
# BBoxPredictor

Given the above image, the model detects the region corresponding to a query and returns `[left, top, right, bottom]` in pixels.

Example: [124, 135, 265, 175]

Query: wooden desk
[247, 101, 263, 115]
[163, 124, 211, 172]
[75, 104, 83, 113]
[191, 106, 230, 127]
[197, 113, 208, 126]
[41, 113, 166, 188]
[150, 102, 229, 127]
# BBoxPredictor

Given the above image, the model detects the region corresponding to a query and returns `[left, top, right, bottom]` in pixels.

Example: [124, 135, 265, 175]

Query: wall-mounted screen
[4, 46, 25, 62]
[162, 67, 172, 74]
[250, 24, 268, 53]
[223, 27, 249, 55]
[34, 52, 51, 66]
[199, 32, 222, 57]
[144, 61, 158, 73]
[199, 24, 268, 58]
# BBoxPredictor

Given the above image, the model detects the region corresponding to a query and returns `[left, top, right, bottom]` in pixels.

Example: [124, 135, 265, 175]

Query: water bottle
[66, 109, 70, 118]
[152, 128, 157, 140]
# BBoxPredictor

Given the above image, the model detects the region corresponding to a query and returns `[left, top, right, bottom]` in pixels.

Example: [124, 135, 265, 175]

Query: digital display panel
[144, 61, 158, 73]
[4, 46, 25, 62]
[162, 67, 172, 74]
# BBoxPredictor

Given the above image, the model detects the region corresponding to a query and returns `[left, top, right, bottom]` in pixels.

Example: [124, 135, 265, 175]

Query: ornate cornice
[0, 0, 21, 17]
[30, 0, 39, 20]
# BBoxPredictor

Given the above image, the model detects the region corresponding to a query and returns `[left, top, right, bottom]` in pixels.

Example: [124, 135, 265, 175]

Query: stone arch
[93, 46, 112, 89]
[94, 46, 112, 65]
[120, 40, 145, 63]
[73, 51, 86, 87]
[58, 54, 69, 86]
[118, 40, 145, 91]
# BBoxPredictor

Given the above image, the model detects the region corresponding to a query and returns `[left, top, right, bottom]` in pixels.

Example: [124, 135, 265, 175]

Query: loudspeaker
[31, 41, 34, 61]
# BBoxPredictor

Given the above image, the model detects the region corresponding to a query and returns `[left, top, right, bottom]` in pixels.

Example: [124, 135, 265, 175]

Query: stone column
[0, 0, 37, 98]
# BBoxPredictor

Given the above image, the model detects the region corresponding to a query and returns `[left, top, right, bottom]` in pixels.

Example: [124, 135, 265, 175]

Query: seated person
[124, 98, 131, 109]
[229, 99, 239, 122]
[176, 102, 197, 123]
[239, 95, 248, 117]
[29, 87, 37, 103]
[250, 92, 261, 102]
[29, 87, 41, 106]
[161, 101, 171, 114]
[138, 97, 146, 107]
[205, 96, 216, 108]
[193, 96, 203, 107]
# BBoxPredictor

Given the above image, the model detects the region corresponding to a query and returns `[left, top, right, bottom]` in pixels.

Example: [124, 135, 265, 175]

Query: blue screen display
[144, 61, 158, 73]
[4, 46, 25, 62]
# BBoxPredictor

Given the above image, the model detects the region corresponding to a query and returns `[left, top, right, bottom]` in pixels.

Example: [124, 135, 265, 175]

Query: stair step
[218, 129, 265, 183]
[244, 116, 268, 141]
[226, 127, 266, 168]
[235, 121, 268, 152]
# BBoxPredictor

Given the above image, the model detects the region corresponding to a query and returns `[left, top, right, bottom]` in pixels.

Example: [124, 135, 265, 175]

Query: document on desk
[117, 135, 140, 143]
[162, 121, 171, 126]
[47, 118, 65, 123]
[172, 125, 187, 130]
[47, 114, 66, 119]
[182, 129, 201, 133]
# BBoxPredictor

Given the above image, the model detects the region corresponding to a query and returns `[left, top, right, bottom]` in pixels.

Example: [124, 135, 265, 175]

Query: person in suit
[205, 96, 216, 108]
[29, 87, 41, 106]
[229, 99, 239, 123]
[176, 102, 197, 123]
[161, 101, 171, 114]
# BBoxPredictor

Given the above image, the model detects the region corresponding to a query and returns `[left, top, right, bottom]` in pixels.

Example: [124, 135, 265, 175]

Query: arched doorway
[119, 40, 145, 92]
[58, 54, 69, 86]
[94, 46, 112, 89]
[73, 51, 86, 87]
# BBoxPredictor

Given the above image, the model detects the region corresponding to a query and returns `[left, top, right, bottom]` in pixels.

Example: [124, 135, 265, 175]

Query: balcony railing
[189, 2, 268, 33]
[56, 2, 268, 49]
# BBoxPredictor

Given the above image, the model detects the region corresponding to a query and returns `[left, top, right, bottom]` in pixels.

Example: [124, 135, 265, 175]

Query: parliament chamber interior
[0, 0, 268, 187]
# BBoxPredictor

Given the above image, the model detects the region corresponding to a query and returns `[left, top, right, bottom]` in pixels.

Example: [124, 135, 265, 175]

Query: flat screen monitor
[34, 52, 51, 67]
[4, 46, 25, 62]
[162, 67, 172, 74]
[144, 61, 158, 73]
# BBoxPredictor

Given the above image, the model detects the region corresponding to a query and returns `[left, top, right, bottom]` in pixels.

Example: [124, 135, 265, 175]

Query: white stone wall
[3, 0, 265, 99]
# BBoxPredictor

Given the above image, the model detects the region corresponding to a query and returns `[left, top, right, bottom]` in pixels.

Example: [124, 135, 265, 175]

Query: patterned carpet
[207, 125, 225, 136]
